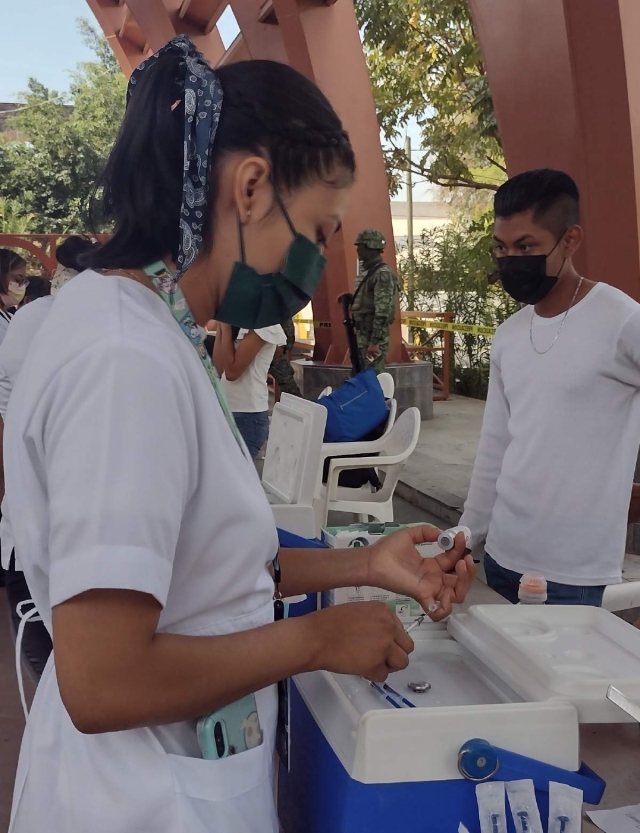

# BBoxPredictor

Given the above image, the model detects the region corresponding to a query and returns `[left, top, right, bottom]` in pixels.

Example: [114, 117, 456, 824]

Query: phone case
[197, 694, 263, 760]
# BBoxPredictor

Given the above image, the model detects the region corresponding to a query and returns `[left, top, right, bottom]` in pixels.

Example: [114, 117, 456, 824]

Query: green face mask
[215, 199, 327, 329]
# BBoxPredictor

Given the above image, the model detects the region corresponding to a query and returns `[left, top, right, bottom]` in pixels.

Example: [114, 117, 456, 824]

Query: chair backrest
[377, 372, 394, 400]
[375, 407, 421, 500]
[318, 386, 332, 398]
[381, 398, 397, 437]
[262, 398, 327, 505]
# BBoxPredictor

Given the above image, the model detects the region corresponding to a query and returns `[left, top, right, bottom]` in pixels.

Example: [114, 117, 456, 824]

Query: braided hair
[88, 57, 355, 270]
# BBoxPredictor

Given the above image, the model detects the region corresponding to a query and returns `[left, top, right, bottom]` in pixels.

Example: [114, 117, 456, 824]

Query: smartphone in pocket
[197, 694, 263, 760]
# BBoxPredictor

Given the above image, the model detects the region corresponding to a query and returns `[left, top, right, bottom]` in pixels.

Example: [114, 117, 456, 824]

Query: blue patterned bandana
[127, 35, 223, 278]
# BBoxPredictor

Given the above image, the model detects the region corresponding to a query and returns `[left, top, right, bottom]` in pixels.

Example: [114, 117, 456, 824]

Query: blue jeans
[484, 554, 606, 606]
[233, 411, 270, 460]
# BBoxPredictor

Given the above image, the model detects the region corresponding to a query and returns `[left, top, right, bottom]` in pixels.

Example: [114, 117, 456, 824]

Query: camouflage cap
[355, 229, 386, 250]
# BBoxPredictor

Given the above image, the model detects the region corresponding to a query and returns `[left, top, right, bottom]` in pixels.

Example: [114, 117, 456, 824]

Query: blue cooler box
[275, 531, 627, 832]
[279, 678, 604, 833]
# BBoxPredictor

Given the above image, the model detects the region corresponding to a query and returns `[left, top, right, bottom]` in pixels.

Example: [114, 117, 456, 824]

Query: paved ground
[397, 395, 483, 526]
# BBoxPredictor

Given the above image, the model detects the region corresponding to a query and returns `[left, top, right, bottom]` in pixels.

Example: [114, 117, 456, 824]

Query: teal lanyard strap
[143, 260, 247, 453]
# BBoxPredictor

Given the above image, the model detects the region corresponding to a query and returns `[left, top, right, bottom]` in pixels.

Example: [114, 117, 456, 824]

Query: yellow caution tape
[296, 319, 331, 328]
[295, 318, 496, 336]
[402, 318, 496, 336]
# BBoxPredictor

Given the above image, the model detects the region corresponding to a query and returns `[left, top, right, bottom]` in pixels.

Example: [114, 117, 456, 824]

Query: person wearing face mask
[3, 38, 475, 833]
[215, 321, 287, 459]
[0, 250, 28, 342]
[461, 168, 640, 605]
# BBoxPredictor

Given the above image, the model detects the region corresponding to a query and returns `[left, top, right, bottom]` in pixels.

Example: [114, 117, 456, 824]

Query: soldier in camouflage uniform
[352, 229, 398, 373]
[269, 317, 302, 397]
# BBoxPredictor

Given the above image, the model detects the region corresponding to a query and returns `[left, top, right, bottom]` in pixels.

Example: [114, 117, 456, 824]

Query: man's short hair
[494, 169, 580, 237]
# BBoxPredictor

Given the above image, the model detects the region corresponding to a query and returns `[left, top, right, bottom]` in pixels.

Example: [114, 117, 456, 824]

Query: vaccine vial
[518, 574, 547, 604]
[437, 525, 471, 552]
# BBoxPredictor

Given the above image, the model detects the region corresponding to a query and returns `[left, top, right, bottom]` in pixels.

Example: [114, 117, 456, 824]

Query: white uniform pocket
[168, 741, 278, 833]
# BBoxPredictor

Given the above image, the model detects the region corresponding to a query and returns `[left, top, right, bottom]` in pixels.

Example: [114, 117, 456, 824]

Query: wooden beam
[125, 0, 176, 51]
[119, 8, 131, 38]
[258, 0, 277, 25]
[178, 0, 192, 19]
[203, 1, 228, 35]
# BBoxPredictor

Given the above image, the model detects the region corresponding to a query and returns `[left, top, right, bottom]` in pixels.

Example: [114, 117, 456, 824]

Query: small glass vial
[518, 574, 547, 604]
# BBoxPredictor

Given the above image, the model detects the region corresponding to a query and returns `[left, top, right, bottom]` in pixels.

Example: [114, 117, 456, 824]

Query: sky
[0, 0, 241, 102]
[0, 0, 96, 101]
[0, 0, 434, 198]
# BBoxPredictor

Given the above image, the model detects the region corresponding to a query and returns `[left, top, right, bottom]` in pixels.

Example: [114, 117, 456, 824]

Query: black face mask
[497, 237, 565, 305]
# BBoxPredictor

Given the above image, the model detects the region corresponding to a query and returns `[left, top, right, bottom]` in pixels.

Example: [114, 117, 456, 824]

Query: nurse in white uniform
[4, 37, 475, 833]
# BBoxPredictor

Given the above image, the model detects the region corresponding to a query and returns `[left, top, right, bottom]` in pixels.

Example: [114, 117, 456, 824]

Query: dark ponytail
[87, 57, 355, 270]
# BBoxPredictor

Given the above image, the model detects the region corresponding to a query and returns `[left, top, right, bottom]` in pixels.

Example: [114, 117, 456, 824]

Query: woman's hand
[304, 601, 414, 682]
[365, 525, 476, 621]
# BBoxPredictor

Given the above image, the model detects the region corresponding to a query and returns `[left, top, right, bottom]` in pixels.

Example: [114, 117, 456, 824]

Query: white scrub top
[222, 325, 286, 413]
[0, 296, 54, 569]
[5, 271, 280, 833]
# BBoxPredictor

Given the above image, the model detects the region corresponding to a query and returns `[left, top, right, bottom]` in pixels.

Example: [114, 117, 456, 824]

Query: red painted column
[275, 0, 406, 362]
[469, 0, 640, 299]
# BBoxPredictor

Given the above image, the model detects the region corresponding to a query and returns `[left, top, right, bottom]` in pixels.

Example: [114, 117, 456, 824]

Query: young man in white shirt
[460, 168, 640, 605]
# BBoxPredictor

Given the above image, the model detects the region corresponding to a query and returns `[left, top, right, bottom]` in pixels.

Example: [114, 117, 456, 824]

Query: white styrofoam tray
[293, 633, 580, 783]
[449, 605, 640, 722]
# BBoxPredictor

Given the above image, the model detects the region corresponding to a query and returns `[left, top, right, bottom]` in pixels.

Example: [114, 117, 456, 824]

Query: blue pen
[383, 682, 416, 708]
[369, 681, 402, 708]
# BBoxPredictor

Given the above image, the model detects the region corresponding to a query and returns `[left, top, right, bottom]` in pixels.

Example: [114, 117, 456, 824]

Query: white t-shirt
[5, 271, 279, 833]
[0, 296, 54, 418]
[461, 282, 640, 586]
[222, 325, 286, 413]
[0, 307, 13, 346]
[0, 296, 54, 569]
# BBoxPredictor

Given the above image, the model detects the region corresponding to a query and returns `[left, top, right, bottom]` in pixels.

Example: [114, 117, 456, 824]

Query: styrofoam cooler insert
[449, 605, 640, 722]
[293, 632, 580, 783]
[332, 639, 520, 711]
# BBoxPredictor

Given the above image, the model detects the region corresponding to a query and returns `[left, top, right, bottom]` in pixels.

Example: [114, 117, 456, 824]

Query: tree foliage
[0, 197, 33, 234]
[400, 212, 518, 398]
[0, 21, 126, 233]
[355, 0, 505, 193]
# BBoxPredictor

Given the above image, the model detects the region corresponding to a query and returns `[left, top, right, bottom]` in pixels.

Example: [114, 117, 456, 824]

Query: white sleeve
[460, 346, 511, 549]
[43, 339, 197, 609]
[613, 308, 640, 387]
[254, 325, 286, 346]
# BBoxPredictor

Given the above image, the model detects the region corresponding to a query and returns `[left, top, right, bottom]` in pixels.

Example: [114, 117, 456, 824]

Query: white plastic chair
[318, 386, 332, 398]
[603, 582, 640, 612]
[262, 397, 327, 537]
[317, 407, 421, 528]
[281, 392, 398, 493]
[377, 372, 394, 400]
